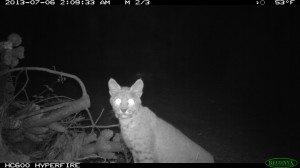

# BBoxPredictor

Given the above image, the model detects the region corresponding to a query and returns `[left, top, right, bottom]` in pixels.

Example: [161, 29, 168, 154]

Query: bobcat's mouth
[116, 109, 133, 119]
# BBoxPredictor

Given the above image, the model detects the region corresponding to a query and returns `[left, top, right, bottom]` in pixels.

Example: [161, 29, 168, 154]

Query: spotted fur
[108, 78, 214, 163]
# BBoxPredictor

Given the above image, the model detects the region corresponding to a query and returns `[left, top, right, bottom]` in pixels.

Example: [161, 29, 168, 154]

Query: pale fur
[108, 78, 214, 163]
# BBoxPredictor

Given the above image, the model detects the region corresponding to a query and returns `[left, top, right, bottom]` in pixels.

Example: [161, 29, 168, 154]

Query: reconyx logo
[265, 158, 298, 168]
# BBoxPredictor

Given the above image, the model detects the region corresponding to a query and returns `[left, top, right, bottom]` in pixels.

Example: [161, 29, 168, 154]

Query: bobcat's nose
[121, 108, 127, 113]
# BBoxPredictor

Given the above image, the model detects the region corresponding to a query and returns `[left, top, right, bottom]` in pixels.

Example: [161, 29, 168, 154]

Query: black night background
[0, 6, 299, 163]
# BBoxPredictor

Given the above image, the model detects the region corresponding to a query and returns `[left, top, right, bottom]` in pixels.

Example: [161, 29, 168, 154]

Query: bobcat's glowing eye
[128, 99, 134, 106]
[115, 98, 121, 105]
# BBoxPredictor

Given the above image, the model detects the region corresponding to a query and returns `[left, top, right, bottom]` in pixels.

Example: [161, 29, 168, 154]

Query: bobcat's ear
[108, 78, 121, 95]
[130, 79, 144, 97]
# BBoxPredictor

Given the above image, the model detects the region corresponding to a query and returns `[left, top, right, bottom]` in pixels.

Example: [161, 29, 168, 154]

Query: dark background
[0, 6, 299, 162]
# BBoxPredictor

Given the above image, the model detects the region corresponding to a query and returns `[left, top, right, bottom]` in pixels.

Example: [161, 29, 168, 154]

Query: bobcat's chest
[119, 118, 140, 144]
[119, 115, 152, 149]
[119, 118, 135, 138]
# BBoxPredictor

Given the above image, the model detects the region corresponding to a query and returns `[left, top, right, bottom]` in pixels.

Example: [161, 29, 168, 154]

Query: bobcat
[108, 78, 214, 163]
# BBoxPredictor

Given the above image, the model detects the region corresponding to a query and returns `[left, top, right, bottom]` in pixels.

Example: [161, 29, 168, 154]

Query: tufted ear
[108, 78, 121, 95]
[130, 79, 144, 97]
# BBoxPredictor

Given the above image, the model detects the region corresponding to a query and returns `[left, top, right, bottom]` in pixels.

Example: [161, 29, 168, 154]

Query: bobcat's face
[110, 90, 141, 119]
[109, 79, 144, 119]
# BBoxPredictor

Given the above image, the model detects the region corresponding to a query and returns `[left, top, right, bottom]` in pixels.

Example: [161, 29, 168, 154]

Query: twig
[17, 100, 73, 120]
[95, 108, 105, 125]
[34, 95, 74, 105]
[84, 108, 96, 132]
[23, 88, 29, 102]
[13, 69, 24, 90]
[1, 69, 29, 111]
[12, 69, 29, 103]
[23, 96, 90, 128]
[0, 67, 89, 98]
[68, 124, 119, 129]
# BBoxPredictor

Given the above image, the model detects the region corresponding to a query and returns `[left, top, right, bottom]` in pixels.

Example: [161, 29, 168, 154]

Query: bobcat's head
[108, 78, 143, 119]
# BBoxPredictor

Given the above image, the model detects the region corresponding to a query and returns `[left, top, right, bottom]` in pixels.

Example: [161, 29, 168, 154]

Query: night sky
[0, 6, 299, 162]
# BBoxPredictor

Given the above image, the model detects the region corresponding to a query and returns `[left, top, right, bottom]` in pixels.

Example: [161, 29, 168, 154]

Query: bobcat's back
[108, 78, 214, 163]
